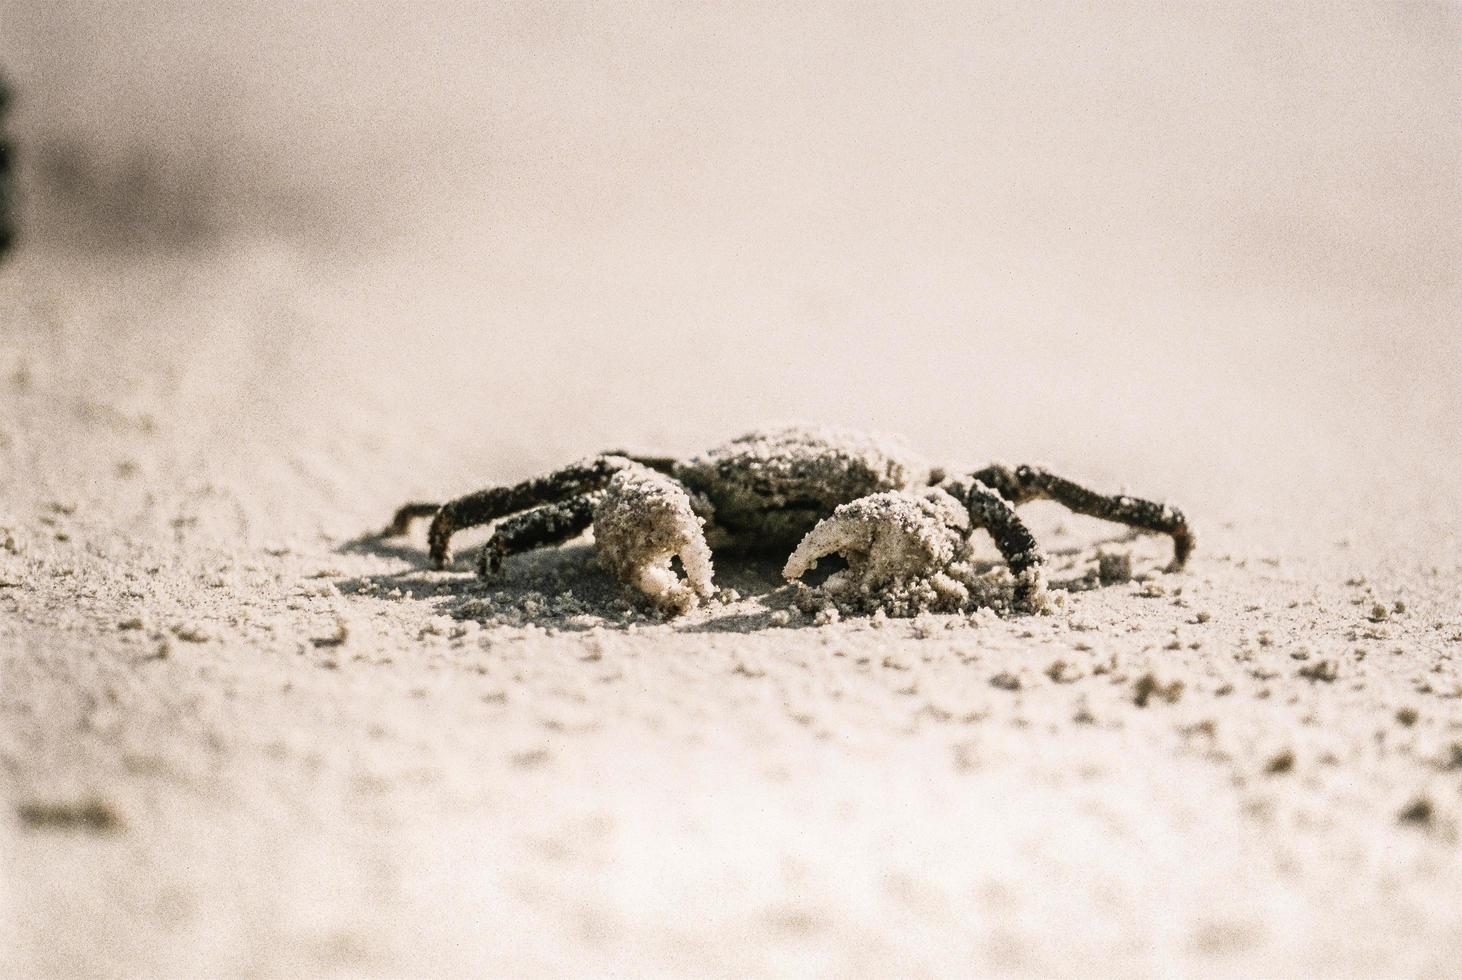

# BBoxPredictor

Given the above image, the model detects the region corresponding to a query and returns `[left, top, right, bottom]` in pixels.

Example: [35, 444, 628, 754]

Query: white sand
[2, 4, 1460, 976]
[1, 245, 1459, 978]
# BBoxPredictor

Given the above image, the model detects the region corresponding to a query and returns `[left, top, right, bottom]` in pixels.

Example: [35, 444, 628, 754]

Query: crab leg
[943, 479, 1047, 612]
[382, 501, 440, 537]
[476, 493, 602, 577]
[383, 455, 636, 568]
[971, 464, 1193, 570]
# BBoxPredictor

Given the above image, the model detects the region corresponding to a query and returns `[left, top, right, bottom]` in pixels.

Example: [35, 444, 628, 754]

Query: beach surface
[2, 4, 1460, 976]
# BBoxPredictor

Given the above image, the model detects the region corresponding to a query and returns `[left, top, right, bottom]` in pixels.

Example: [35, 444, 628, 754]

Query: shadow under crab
[379, 426, 1193, 619]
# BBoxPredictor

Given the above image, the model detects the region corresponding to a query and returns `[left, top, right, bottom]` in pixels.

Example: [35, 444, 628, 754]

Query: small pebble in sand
[1444, 744, 1462, 771]
[1181, 719, 1217, 739]
[511, 748, 552, 770]
[311, 619, 350, 648]
[989, 671, 1022, 691]
[1133, 673, 1184, 707]
[1296, 659, 1339, 683]
[1045, 659, 1083, 684]
[170, 622, 211, 643]
[1395, 707, 1419, 727]
[1265, 750, 1296, 775]
[1097, 551, 1132, 585]
[1397, 797, 1434, 827]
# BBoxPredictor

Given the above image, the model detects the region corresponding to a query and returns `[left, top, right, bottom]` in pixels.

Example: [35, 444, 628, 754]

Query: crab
[383, 426, 1193, 616]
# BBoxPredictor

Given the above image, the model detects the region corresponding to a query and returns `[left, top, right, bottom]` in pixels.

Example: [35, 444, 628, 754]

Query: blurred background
[1, 1, 1458, 548]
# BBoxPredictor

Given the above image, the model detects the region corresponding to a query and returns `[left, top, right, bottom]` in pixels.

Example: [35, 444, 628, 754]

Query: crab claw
[592, 467, 715, 614]
[783, 490, 969, 599]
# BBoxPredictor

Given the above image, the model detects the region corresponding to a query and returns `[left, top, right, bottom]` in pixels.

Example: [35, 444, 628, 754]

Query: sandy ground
[1, 243, 1459, 978]
[3, 3, 1461, 977]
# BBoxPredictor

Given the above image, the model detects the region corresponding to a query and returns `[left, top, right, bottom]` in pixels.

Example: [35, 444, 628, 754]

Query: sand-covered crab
[384, 426, 1192, 616]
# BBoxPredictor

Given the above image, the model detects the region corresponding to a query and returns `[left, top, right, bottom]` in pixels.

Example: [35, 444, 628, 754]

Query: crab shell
[671, 426, 932, 551]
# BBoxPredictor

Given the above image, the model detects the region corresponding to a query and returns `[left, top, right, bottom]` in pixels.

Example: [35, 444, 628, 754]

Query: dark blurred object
[31, 135, 341, 255]
[37, 138, 221, 252]
[0, 73, 14, 257]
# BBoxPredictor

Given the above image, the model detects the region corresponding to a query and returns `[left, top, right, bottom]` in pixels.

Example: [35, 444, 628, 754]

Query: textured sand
[2, 247, 1459, 978]
[3, 4, 1461, 977]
